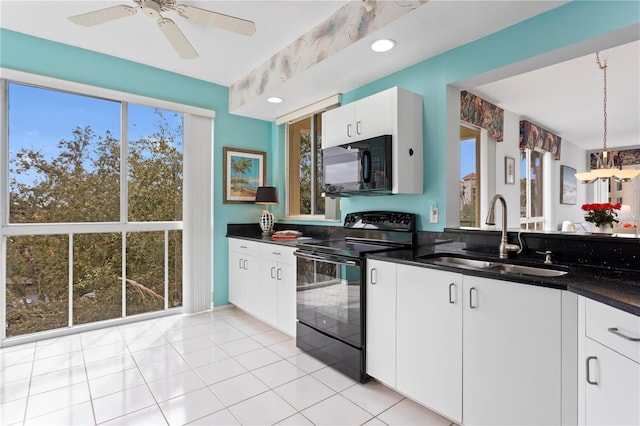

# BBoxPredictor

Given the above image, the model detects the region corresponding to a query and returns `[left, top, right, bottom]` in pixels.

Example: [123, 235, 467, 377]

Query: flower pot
[593, 223, 613, 234]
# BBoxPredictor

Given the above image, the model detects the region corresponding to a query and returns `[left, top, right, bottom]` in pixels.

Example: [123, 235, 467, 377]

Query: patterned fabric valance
[590, 148, 640, 168]
[460, 90, 504, 142]
[519, 120, 562, 160]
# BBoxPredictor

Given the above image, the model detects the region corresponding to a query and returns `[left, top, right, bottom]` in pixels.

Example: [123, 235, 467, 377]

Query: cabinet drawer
[586, 299, 640, 363]
[259, 244, 296, 264]
[228, 238, 260, 256]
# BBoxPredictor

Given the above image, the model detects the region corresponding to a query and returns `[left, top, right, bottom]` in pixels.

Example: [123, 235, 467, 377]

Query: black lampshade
[255, 186, 279, 204]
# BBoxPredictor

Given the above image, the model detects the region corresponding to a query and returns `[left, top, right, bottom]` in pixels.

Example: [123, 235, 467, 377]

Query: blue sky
[460, 137, 475, 179]
[8, 82, 182, 163]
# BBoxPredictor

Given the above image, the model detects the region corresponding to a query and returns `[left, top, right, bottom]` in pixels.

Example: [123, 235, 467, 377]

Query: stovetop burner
[296, 211, 417, 258]
[295, 239, 399, 258]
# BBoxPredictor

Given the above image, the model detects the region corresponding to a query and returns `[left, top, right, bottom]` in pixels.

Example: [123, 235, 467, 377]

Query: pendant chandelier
[575, 52, 640, 184]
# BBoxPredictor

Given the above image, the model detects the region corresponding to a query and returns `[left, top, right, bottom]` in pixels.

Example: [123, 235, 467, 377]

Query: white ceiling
[1, 0, 638, 150]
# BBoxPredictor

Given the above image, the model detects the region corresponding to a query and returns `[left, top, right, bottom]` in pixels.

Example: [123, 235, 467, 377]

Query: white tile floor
[0, 308, 455, 425]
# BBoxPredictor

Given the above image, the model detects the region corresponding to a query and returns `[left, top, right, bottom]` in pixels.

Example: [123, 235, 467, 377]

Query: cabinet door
[277, 262, 296, 337]
[256, 257, 279, 326]
[463, 276, 562, 425]
[584, 338, 640, 425]
[354, 89, 393, 140]
[396, 265, 462, 423]
[242, 254, 263, 318]
[322, 103, 355, 148]
[366, 259, 397, 387]
[228, 250, 246, 308]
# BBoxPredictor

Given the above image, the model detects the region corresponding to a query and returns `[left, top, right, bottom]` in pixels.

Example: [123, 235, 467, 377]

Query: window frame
[0, 68, 214, 344]
[520, 147, 546, 230]
[285, 110, 338, 221]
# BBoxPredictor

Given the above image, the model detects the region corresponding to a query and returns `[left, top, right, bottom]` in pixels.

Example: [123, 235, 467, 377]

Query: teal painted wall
[281, 0, 640, 231]
[0, 29, 272, 307]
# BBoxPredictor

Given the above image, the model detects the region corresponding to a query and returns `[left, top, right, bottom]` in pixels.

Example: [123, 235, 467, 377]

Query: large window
[520, 148, 545, 230]
[287, 113, 324, 216]
[3, 81, 184, 339]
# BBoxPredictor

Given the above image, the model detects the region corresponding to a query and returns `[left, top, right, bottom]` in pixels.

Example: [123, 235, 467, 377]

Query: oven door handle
[294, 250, 361, 267]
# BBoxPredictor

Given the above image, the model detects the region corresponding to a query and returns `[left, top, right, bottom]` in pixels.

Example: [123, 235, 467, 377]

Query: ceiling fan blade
[157, 18, 198, 59]
[175, 5, 256, 37]
[68, 5, 137, 27]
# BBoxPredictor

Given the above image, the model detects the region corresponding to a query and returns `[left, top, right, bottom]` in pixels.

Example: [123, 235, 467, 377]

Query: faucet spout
[486, 194, 521, 258]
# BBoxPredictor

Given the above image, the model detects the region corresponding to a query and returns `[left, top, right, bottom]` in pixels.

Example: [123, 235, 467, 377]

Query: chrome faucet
[486, 194, 521, 258]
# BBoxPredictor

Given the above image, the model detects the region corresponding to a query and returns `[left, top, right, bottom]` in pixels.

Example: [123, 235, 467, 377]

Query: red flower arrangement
[581, 203, 622, 228]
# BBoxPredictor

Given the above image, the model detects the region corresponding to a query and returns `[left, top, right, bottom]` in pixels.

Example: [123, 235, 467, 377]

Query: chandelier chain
[596, 51, 607, 150]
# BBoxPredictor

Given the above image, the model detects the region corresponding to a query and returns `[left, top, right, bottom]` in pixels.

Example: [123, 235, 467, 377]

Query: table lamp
[255, 186, 278, 236]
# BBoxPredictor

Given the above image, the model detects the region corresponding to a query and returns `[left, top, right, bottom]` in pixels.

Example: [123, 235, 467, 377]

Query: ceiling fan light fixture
[371, 39, 396, 53]
[267, 97, 283, 104]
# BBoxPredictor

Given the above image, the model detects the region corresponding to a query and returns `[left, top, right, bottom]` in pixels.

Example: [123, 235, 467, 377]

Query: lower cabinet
[578, 297, 640, 425]
[396, 265, 462, 423]
[366, 259, 398, 387]
[462, 275, 563, 425]
[366, 260, 572, 425]
[228, 238, 296, 337]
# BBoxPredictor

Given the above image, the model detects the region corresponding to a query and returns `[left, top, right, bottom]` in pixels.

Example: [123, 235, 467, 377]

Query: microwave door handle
[362, 150, 372, 183]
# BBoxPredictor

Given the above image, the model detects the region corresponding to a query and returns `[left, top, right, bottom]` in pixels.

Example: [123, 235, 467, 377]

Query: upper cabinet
[323, 89, 394, 145]
[322, 86, 424, 195]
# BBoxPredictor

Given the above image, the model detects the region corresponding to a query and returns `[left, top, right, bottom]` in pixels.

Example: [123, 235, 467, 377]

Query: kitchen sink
[420, 256, 495, 269]
[419, 255, 568, 277]
[491, 263, 568, 277]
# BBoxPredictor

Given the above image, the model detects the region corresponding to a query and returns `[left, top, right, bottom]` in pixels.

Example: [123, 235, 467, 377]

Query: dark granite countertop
[226, 233, 301, 248]
[226, 225, 640, 316]
[368, 242, 640, 316]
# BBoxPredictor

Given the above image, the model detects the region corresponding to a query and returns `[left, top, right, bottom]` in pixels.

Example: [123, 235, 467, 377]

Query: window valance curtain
[519, 120, 562, 160]
[590, 148, 640, 168]
[460, 90, 504, 142]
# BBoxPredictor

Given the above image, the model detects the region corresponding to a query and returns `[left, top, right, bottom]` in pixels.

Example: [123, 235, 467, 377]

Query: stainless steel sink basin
[423, 256, 495, 269]
[491, 263, 568, 277]
[419, 255, 568, 277]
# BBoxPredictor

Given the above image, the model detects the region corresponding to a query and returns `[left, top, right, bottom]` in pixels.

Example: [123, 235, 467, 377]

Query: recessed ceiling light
[267, 97, 283, 104]
[371, 39, 396, 53]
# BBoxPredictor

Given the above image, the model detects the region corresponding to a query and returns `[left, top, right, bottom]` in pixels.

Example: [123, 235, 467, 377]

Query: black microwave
[322, 135, 392, 196]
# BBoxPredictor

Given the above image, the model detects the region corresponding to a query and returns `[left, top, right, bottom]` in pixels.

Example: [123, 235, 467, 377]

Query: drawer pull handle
[586, 356, 598, 385]
[469, 287, 477, 309]
[448, 283, 456, 304]
[608, 327, 640, 342]
[272, 251, 281, 256]
[240, 245, 248, 249]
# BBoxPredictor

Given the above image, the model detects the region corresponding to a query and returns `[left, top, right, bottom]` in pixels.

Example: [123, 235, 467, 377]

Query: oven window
[296, 257, 362, 347]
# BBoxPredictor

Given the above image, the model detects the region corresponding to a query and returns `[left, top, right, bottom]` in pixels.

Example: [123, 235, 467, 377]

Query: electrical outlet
[430, 206, 439, 223]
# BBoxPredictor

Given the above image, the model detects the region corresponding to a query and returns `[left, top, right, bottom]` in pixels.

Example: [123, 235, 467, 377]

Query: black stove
[294, 211, 416, 383]
[296, 211, 416, 258]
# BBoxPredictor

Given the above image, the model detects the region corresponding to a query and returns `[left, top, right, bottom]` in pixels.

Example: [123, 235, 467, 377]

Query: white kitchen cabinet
[366, 259, 398, 387]
[276, 262, 296, 337]
[228, 239, 260, 310]
[364, 263, 574, 426]
[396, 265, 462, 423]
[322, 86, 423, 194]
[323, 89, 393, 145]
[578, 297, 640, 425]
[259, 244, 297, 337]
[462, 275, 563, 426]
[228, 238, 297, 337]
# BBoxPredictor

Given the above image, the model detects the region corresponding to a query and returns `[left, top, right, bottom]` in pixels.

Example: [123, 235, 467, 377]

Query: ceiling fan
[68, 0, 256, 59]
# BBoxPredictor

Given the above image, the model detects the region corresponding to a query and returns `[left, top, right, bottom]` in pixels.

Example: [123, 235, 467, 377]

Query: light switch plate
[430, 207, 439, 223]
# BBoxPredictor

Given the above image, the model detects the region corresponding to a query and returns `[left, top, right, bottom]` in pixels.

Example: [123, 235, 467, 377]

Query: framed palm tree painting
[223, 147, 266, 203]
